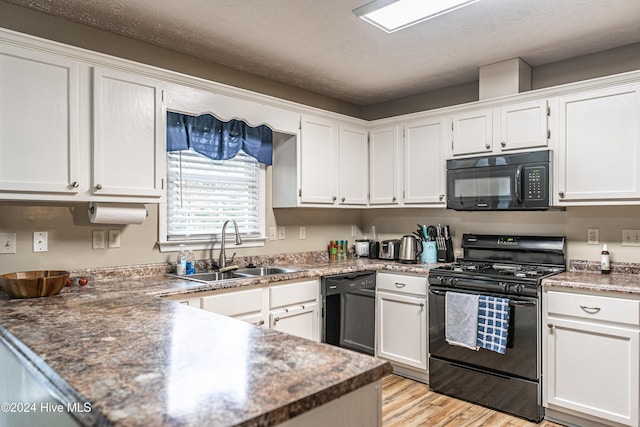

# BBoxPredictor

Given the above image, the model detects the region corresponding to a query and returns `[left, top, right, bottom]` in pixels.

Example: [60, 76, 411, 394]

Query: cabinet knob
[341, 197, 346, 202]
[274, 317, 280, 323]
[501, 141, 506, 147]
[258, 320, 265, 326]
[547, 323, 554, 329]
[392, 196, 397, 202]
[439, 194, 444, 201]
[332, 196, 337, 202]
[71, 181, 79, 188]
[558, 191, 564, 198]
[95, 184, 103, 191]
[485, 143, 491, 149]
[420, 303, 425, 308]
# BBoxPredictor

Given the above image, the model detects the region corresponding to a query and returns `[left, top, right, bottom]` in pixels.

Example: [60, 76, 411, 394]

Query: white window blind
[166, 149, 264, 241]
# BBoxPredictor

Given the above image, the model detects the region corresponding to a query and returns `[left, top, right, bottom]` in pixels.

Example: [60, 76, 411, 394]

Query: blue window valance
[167, 112, 273, 165]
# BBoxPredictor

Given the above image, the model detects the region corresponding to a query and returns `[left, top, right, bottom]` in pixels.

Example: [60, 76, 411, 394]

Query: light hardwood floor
[382, 374, 564, 427]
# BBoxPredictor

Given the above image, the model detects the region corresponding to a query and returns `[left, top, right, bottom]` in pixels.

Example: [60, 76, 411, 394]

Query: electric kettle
[398, 235, 423, 264]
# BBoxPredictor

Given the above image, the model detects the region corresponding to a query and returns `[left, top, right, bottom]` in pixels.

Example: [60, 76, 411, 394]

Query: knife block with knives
[434, 224, 455, 263]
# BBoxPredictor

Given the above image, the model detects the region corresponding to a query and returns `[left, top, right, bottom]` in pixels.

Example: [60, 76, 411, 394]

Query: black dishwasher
[321, 271, 376, 355]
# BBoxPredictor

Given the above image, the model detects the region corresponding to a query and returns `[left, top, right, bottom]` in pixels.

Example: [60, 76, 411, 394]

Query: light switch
[0, 233, 16, 254]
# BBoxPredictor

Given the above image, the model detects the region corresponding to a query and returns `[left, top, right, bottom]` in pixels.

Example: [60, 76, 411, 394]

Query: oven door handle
[510, 300, 536, 306]
[429, 289, 447, 296]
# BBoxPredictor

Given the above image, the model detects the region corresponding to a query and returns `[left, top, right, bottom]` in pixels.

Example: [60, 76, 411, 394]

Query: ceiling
[4, 0, 640, 106]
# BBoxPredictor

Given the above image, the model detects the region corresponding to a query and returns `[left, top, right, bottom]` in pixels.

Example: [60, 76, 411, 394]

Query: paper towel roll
[88, 202, 147, 225]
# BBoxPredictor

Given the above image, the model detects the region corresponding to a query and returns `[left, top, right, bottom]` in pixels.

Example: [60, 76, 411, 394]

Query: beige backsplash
[1, 202, 640, 274]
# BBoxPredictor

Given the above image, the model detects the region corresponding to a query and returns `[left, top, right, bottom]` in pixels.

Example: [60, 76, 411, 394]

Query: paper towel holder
[88, 202, 149, 225]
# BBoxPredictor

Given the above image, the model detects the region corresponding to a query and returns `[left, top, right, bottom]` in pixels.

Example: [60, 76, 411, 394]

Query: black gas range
[427, 234, 565, 422]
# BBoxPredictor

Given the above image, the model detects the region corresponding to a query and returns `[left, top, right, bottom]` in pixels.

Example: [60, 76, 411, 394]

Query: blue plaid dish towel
[476, 295, 510, 354]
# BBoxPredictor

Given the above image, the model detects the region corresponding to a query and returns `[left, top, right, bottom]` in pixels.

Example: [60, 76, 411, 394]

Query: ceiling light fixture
[353, 0, 480, 33]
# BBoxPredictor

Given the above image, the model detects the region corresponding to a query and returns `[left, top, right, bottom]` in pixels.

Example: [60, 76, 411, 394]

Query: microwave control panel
[523, 166, 546, 200]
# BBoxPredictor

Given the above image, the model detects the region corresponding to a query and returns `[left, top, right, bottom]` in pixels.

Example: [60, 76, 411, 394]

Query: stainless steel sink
[232, 266, 300, 277]
[166, 271, 237, 283]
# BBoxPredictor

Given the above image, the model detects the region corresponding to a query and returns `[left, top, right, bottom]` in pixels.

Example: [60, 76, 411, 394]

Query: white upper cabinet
[92, 67, 165, 199]
[498, 100, 549, 152]
[555, 84, 640, 204]
[299, 115, 339, 204]
[0, 44, 80, 198]
[338, 124, 369, 206]
[369, 125, 399, 206]
[450, 108, 493, 156]
[450, 100, 549, 158]
[404, 116, 447, 205]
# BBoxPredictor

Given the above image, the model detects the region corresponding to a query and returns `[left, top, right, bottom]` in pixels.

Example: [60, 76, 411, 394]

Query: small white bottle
[186, 250, 196, 275]
[600, 244, 611, 274]
[176, 245, 187, 275]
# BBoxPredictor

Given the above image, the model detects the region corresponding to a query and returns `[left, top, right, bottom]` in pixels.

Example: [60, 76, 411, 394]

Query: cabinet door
[499, 100, 549, 151]
[93, 67, 165, 199]
[369, 125, 399, 205]
[299, 115, 338, 204]
[338, 124, 368, 205]
[546, 316, 639, 426]
[376, 291, 427, 370]
[0, 45, 80, 197]
[404, 117, 446, 205]
[271, 303, 319, 341]
[451, 108, 493, 156]
[556, 85, 640, 203]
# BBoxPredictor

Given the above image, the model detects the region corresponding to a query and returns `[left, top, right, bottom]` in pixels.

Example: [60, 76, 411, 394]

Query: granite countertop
[0, 259, 434, 427]
[542, 271, 640, 295]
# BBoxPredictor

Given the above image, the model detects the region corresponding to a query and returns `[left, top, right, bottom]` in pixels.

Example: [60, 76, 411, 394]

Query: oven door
[428, 286, 539, 380]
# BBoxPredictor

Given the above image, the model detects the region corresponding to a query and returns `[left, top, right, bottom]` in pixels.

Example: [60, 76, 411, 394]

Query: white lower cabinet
[375, 272, 428, 381]
[544, 289, 640, 427]
[169, 278, 320, 341]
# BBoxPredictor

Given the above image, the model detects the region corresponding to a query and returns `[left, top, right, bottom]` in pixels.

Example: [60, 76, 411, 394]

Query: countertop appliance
[398, 235, 422, 264]
[354, 239, 370, 257]
[379, 239, 400, 260]
[446, 150, 551, 211]
[428, 233, 565, 422]
[321, 271, 376, 355]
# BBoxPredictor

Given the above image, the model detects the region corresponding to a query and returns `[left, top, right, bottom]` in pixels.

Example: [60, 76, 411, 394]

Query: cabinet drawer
[270, 279, 318, 309]
[201, 288, 263, 316]
[377, 273, 428, 296]
[547, 290, 640, 326]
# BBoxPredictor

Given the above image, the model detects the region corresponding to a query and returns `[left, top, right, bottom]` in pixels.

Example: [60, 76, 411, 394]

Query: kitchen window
[158, 148, 266, 252]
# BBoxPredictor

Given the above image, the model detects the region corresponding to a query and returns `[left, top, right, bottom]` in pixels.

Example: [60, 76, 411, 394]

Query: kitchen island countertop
[0, 259, 434, 426]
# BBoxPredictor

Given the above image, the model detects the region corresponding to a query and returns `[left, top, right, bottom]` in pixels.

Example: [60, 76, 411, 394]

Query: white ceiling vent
[478, 58, 531, 100]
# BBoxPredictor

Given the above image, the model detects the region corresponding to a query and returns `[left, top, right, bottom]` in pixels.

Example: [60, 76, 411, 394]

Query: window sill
[157, 237, 266, 253]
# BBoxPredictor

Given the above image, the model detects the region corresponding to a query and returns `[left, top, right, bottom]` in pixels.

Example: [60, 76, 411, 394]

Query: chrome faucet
[218, 219, 242, 268]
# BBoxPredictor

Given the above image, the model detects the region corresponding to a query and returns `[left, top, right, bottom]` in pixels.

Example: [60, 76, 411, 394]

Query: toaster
[379, 239, 400, 260]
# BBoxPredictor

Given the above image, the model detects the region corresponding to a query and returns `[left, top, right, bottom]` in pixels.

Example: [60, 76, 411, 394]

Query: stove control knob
[451, 278, 458, 287]
[500, 282, 509, 292]
[514, 284, 524, 294]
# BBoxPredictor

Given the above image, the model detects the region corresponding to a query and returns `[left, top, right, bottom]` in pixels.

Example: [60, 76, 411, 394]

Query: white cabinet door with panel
[450, 108, 493, 156]
[299, 115, 339, 204]
[269, 279, 320, 342]
[369, 125, 399, 206]
[498, 100, 549, 152]
[375, 273, 428, 381]
[544, 289, 640, 427]
[92, 66, 165, 199]
[555, 84, 640, 204]
[404, 116, 446, 206]
[338, 124, 368, 206]
[0, 44, 80, 199]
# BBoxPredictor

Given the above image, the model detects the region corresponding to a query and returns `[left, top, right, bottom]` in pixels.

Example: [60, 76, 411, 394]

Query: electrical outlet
[622, 229, 640, 246]
[299, 227, 306, 240]
[587, 228, 599, 245]
[0, 233, 16, 254]
[278, 226, 286, 240]
[351, 226, 357, 237]
[108, 230, 121, 248]
[33, 232, 48, 252]
[269, 226, 277, 241]
[92, 230, 106, 250]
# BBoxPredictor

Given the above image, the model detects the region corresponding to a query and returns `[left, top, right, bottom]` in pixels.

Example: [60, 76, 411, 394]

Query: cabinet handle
[485, 143, 491, 149]
[580, 305, 601, 314]
[394, 282, 406, 288]
[95, 184, 103, 191]
[71, 181, 79, 188]
[558, 191, 564, 198]
[501, 141, 506, 148]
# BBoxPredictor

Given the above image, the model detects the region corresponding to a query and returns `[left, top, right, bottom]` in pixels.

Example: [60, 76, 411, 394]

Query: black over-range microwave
[446, 150, 551, 211]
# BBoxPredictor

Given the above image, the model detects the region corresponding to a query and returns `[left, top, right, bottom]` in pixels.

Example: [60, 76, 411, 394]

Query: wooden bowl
[0, 270, 70, 299]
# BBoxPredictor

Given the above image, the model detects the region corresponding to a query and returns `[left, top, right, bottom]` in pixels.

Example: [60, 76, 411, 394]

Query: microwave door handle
[515, 165, 523, 203]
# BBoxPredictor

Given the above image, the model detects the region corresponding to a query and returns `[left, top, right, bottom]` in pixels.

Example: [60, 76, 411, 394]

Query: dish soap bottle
[176, 245, 187, 275]
[186, 250, 196, 275]
[600, 244, 611, 274]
